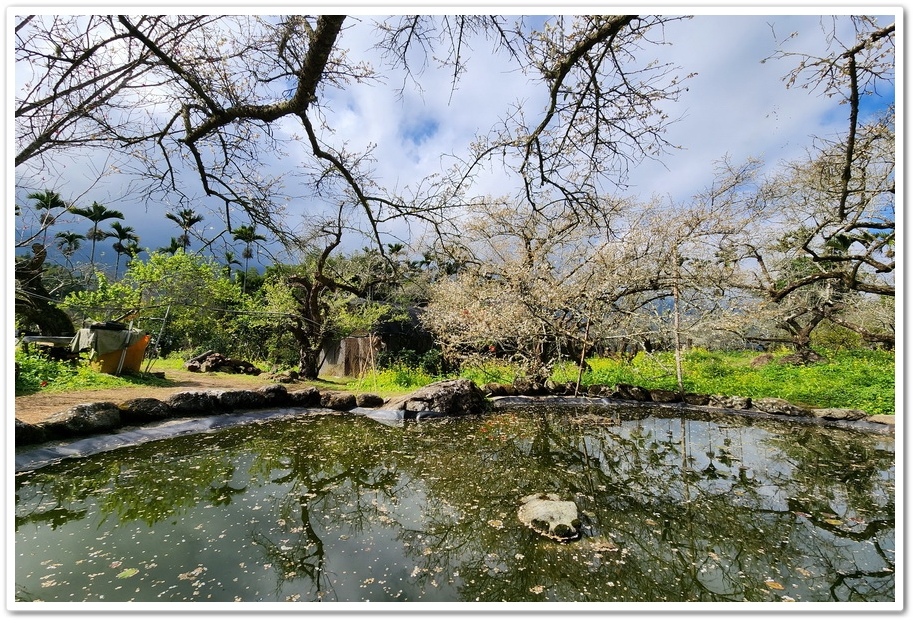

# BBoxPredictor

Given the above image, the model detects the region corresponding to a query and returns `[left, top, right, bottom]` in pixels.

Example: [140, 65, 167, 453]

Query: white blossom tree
[733, 16, 896, 352]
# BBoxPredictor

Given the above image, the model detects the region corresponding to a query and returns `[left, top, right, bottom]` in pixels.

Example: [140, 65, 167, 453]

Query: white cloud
[589, 14, 884, 202]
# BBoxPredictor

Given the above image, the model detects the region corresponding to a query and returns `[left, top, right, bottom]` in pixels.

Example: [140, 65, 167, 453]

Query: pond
[14, 402, 895, 605]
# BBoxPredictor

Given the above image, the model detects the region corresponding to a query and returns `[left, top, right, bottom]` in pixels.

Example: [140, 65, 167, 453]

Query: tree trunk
[14, 244, 76, 336]
[670, 257, 685, 396]
[781, 308, 827, 353]
[298, 346, 322, 380]
[574, 317, 591, 398]
[289, 320, 324, 380]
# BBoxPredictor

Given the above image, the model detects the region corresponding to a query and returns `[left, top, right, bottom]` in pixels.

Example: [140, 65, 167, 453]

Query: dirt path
[14, 365, 312, 426]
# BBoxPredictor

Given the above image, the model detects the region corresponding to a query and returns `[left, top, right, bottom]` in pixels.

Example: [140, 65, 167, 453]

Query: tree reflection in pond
[15, 404, 895, 603]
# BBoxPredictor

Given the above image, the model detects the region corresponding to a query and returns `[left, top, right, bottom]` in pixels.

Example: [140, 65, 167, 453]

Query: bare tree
[423, 194, 669, 380]
[377, 16, 690, 217]
[15, 14, 693, 362]
[733, 118, 893, 352]
[422, 155, 769, 389]
[264, 207, 400, 379]
[16, 15, 690, 247]
[15, 15, 169, 167]
[638, 160, 761, 389]
[715, 17, 896, 353]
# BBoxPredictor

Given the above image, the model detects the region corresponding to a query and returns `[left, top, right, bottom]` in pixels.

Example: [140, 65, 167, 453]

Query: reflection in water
[15, 404, 895, 603]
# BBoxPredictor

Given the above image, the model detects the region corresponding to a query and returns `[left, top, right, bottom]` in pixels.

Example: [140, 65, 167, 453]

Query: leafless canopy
[16, 14, 690, 254]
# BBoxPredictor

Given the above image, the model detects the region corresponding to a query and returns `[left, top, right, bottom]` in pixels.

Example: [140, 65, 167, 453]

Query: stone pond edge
[15, 378, 894, 449]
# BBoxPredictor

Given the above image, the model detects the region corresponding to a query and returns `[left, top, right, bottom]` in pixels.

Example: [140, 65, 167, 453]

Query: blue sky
[10, 4, 900, 271]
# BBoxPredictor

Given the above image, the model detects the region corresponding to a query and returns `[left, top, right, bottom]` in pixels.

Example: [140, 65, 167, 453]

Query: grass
[457, 348, 895, 416]
[13, 349, 425, 400]
[14, 349, 175, 395]
[555, 348, 895, 415]
[15, 347, 896, 415]
[348, 364, 437, 395]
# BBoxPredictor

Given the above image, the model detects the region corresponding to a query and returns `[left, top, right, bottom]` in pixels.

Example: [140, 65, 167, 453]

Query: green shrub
[810, 322, 865, 350]
[352, 364, 434, 393]
[14, 348, 173, 396]
[457, 357, 525, 386]
[15, 349, 82, 394]
[376, 348, 448, 376]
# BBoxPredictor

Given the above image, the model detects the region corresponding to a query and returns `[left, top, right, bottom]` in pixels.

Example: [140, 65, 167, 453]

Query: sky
[9, 4, 900, 272]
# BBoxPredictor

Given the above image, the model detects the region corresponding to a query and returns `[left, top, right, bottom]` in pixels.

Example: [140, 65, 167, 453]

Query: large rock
[544, 379, 574, 395]
[811, 407, 869, 421]
[649, 389, 681, 403]
[683, 393, 710, 406]
[166, 390, 221, 415]
[389, 379, 489, 416]
[751, 397, 813, 417]
[186, 351, 262, 375]
[15, 418, 47, 446]
[513, 378, 546, 396]
[355, 393, 385, 408]
[257, 384, 290, 407]
[709, 395, 751, 410]
[320, 392, 357, 411]
[40, 402, 121, 439]
[483, 382, 509, 397]
[289, 387, 322, 408]
[214, 389, 268, 411]
[517, 493, 581, 542]
[615, 383, 652, 401]
[587, 384, 611, 397]
[118, 397, 173, 424]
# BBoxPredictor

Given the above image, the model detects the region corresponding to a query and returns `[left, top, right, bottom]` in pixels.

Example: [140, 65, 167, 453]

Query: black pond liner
[14, 407, 327, 473]
[14, 397, 890, 474]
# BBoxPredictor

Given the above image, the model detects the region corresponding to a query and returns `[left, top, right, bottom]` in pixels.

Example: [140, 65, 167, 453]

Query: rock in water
[517, 493, 581, 542]
[388, 379, 489, 416]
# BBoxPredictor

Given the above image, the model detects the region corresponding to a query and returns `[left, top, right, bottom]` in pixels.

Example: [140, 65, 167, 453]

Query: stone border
[14, 384, 386, 448]
[482, 379, 892, 430]
[16, 379, 893, 450]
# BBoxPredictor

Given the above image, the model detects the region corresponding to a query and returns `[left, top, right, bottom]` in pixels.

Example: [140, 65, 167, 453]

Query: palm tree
[109, 221, 140, 278]
[165, 208, 204, 252]
[123, 240, 143, 263]
[54, 231, 85, 269]
[28, 189, 67, 247]
[69, 202, 125, 269]
[231, 224, 266, 294]
[157, 237, 183, 255]
[223, 250, 243, 278]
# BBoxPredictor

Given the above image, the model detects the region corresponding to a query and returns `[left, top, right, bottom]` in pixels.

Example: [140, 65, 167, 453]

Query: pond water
[14, 403, 895, 604]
